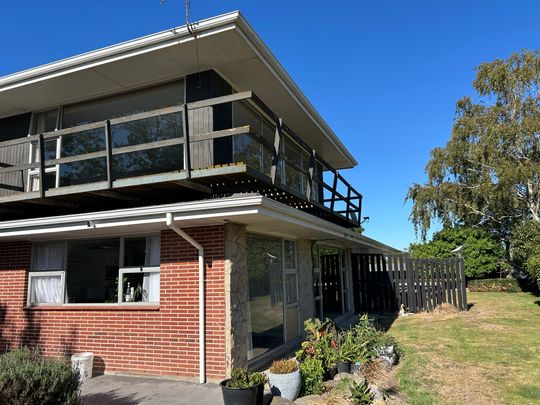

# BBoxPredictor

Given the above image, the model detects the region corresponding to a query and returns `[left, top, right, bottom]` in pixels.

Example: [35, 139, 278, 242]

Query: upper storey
[0, 12, 355, 169]
[0, 12, 361, 228]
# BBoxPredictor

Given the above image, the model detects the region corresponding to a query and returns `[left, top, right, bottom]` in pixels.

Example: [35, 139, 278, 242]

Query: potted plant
[267, 359, 301, 401]
[220, 368, 266, 405]
[336, 331, 355, 373]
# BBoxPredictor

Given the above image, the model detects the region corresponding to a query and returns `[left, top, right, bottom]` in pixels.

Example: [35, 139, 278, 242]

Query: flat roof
[0, 11, 357, 169]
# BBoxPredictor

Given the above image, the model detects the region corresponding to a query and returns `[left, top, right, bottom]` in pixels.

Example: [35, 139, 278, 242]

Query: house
[0, 12, 396, 383]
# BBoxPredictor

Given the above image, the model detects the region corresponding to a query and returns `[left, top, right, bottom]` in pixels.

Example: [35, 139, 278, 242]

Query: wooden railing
[0, 91, 362, 226]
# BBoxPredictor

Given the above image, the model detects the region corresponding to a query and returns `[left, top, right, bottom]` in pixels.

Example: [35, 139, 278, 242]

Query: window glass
[32, 110, 58, 134]
[285, 273, 298, 305]
[66, 239, 119, 303]
[247, 236, 283, 360]
[63, 81, 184, 128]
[112, 145, 183, 179]
[124, 237, 146, 267]
[120, 271, 160, 303]
[111, 112, 183, 148]
[33, 243, 64, 271]
[59, 157, 107, 187]
[284, 240, 296, 269]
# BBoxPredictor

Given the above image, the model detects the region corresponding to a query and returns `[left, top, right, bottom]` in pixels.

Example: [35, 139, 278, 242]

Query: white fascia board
[0, 194, 397, 252]
[0, 12, 241, 92]
[0, 194, 264, 234]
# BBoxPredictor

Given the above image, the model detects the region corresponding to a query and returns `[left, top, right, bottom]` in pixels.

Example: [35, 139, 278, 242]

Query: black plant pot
[325, 367, 338, 380]
[336, 361, 351, 373]
[220, 380, 264, 405]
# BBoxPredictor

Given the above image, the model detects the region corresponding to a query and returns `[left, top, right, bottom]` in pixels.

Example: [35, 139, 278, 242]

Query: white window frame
[27, 271, 66, 306]
[27, 109, 62, 192]
[26, 235, 160, 307]
[27, 241, 68, 306]
[117, 235, 161, 305]
[118, 266, 160, 304]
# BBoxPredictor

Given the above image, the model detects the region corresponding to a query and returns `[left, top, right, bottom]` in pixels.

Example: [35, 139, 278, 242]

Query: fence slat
[459, 258, 468, 310]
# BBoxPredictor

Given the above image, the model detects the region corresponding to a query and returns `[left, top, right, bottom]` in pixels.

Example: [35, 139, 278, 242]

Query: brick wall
[0, 226, 226, 381]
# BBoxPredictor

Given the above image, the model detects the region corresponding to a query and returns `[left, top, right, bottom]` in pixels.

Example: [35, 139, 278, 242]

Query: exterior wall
[0, 226, 226, 381]
[224, 223, 248, 375]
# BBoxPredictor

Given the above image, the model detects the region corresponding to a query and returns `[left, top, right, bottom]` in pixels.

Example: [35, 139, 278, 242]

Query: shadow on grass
[467, 303, 475, 311]
[82, 390, 139, 405]
[534, 300, 540, 307]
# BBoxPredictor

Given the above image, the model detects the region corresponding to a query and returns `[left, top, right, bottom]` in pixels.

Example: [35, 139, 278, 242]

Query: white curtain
[34, 243, 64, 270]
[145, 236, 160, 266]
[32, 275, 62, 303]
[142, 272, 160, 302]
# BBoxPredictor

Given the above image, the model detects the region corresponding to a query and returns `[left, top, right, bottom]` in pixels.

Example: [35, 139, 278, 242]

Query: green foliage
[350, 381, 375, 405]
[410, 226, 505, 278]
[468, 278, 522, 293]
[295, 318, 339, 370]
[226, 368, 266, 389]
[511, 220, 540, 288]
[269, 359, 298, 374]
[0, 347, 81, 405]
[299, 357, 325, 396]
[406, 50, 540, 245]
[348, 314, 397, 359]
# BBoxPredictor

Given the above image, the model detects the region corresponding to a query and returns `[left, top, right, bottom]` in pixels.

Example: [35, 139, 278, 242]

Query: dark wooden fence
[351, 253, 467, 313]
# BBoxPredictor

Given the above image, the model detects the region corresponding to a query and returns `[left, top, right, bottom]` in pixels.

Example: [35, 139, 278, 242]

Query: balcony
[0, 92, 362, 228]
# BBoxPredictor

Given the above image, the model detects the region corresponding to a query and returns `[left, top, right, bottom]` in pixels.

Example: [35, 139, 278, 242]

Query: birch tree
[407, 50, 540, 251]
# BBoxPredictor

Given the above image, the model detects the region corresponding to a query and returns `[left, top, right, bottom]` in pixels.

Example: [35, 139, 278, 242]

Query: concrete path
[81, 375, 223, 405]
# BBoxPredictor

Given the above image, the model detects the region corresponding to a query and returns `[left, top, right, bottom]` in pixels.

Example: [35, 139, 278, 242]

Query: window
[247, 236, 283, 360]
[62, 81, 184, 128]
[28, 243, 66, 304]
[27, 236, 160, 306]
[246, 236, 299, 360]
[119, 236, 160, 303]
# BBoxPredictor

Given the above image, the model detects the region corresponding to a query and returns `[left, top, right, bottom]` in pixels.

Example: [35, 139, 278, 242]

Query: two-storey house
[0, 12, 395, 383]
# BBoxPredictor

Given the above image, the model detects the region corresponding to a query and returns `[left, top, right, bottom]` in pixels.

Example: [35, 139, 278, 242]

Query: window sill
[24, 304, 160, 311]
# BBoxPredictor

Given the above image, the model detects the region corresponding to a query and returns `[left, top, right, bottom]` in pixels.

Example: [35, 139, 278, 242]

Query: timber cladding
[352, 253, 468, 313]
[0, 226, 227, 380]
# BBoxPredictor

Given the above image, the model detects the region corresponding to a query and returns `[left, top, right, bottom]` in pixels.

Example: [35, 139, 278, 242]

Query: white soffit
[0, 11, 356, 169]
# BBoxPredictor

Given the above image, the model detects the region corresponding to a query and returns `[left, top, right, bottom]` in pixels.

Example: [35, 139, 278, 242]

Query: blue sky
[1, 1, 538, 249]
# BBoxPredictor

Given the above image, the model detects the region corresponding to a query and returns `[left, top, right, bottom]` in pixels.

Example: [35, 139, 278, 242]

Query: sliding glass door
[246, 236, 299, 360]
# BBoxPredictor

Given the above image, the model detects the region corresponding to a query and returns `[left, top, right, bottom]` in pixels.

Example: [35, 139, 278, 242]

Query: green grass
[389, 292, 540, 405]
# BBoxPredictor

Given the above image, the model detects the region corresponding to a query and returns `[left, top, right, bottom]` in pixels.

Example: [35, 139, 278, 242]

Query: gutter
[165, 213, 206, 384]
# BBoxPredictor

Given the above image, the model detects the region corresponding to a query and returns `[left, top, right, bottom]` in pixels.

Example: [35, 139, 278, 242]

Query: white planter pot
[268, 369, 301, 401]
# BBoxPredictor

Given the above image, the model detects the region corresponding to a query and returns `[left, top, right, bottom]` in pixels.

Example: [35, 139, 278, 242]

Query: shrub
[410, 226, 505, 279]
[299, 357, 325, 396]
[468, 278, 522, 293]
[295, 318, 338, 371]
[350, 381, 374, 405]
[0, 347, 81, 405]
[269, 359, 298, 374]
[226, 368, 266, 388]
[511, 221, 540, 289]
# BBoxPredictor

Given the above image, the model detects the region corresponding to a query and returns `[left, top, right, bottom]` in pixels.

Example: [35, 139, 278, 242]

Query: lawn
[388, 292, 540, 405]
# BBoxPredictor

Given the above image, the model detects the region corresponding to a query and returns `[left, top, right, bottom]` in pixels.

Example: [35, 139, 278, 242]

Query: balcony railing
[0, 91, 362, 227]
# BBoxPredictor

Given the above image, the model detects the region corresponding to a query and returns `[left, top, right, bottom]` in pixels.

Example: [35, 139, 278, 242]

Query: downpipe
[165, 213, 206, 384]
